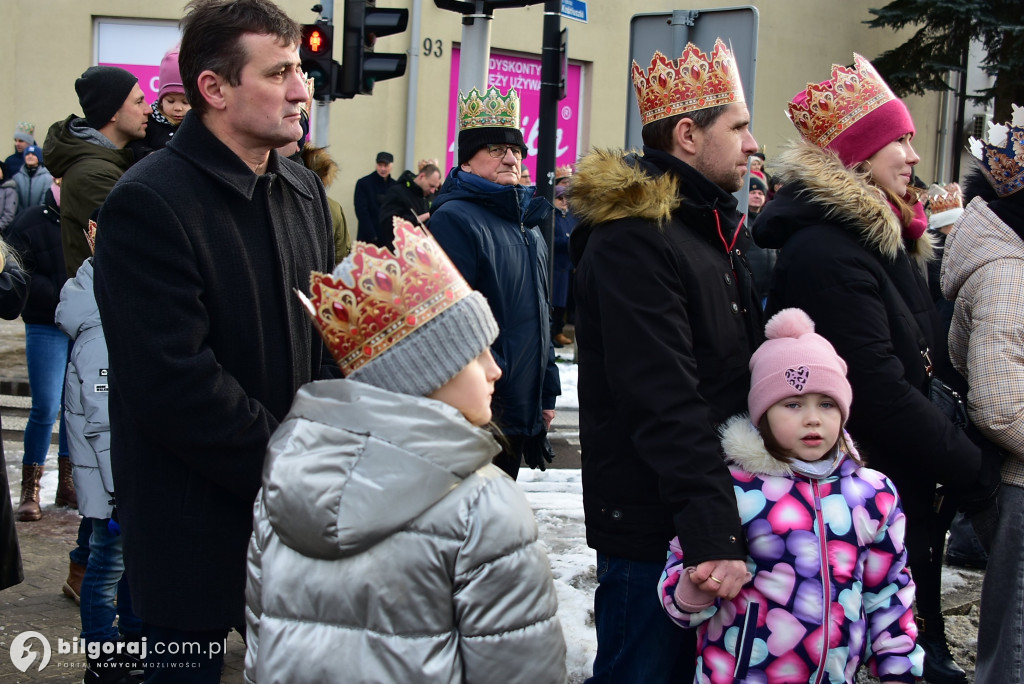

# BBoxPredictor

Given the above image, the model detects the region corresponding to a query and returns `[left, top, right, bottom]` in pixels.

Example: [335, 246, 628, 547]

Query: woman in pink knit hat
[752, 55, 1000, 683]
[659, 308, 923, 684]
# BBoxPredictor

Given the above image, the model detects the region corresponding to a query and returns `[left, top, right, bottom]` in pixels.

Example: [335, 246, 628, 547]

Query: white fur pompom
[764, 308, 815, 340]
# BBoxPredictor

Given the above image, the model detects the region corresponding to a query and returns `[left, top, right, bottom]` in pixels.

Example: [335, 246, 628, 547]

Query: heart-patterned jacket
[659, 415, 924, 684]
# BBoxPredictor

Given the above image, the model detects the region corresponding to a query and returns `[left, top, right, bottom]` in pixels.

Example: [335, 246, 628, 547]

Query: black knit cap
[75, 66, 139, 130]
[457, 127, 526, 166]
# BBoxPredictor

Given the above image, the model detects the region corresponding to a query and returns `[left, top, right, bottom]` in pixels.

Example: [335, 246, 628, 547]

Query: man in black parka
[568, 40, 763, 683]
[93, 0, 335, 678]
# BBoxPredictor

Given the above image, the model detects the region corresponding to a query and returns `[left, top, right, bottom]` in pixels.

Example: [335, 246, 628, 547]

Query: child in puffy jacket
[659, 308, 923, 684]
[244, 219, 566, 684]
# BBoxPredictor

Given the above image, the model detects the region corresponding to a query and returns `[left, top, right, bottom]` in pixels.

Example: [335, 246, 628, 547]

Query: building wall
[1, 0, 938, 223]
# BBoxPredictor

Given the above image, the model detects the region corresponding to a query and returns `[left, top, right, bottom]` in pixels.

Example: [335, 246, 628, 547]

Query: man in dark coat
[44, 66, 150, 278]
[376, 163, 441, 248]
[353, 150, 396, 243]
[567, 39, 762, 683]
[430, 85, 560, 481]
[93, 0, 335, 678]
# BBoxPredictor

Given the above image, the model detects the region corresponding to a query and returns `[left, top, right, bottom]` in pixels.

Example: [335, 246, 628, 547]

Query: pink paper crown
[969, 104, 1024, 197]
[787, 54, 898, 149]
[296, 219, 472, 376]
[631, 38, 745, 127]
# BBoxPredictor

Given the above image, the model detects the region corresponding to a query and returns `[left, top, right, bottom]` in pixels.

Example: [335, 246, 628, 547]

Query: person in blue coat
[429, 85, 560, 480]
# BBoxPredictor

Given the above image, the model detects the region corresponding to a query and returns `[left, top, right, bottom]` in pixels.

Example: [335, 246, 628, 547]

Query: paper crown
[297, 219, 473, 376]
[631, 38, 745, 127]
[969, 104, 1024, 197]
[787, 54, 898, 149]
[458, 86, 520, 131]
[927, 183, 963, 215]
[85, 218, 97, 255]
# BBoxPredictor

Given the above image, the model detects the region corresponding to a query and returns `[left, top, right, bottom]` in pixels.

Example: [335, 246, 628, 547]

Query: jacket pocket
[733, 600, 760, 681]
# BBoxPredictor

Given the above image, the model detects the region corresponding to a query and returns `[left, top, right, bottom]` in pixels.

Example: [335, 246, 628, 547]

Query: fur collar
[719, 415, 795, 477]
[567, 148, 679, 226]
[772, 140, 934, 269]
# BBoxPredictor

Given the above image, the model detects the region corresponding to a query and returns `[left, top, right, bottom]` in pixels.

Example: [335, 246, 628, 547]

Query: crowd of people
[1, 1, 1022, 683]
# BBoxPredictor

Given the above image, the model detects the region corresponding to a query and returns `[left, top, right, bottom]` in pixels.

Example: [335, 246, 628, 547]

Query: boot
[83, 649, 144, 683]
[55, 456, 78, 508]
[918, 615, 968, 683]
[63, 561, 86, 605]
[15, 464, 44, 521]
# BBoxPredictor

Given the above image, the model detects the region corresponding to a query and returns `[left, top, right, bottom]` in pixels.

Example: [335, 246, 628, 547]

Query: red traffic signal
[303, 24, 332, 54]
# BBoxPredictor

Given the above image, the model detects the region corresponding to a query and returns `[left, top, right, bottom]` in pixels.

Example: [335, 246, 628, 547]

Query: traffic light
[300, 22, 335, 100]
[338, 0, 409, 98]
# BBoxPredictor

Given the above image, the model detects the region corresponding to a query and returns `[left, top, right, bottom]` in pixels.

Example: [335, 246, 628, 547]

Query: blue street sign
[561, 0, 587, 24]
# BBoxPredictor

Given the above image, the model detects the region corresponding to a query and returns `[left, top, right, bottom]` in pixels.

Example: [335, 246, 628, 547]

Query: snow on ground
[519, 468, 595, 683]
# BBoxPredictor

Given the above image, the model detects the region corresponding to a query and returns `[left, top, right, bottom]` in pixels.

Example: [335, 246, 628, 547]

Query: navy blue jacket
[429, 169, 560, 437]
[5, 190, 66, 325]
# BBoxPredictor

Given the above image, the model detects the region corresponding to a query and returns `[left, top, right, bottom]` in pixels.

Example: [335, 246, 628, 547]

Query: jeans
[975, 485, 1024, 684]
[585, 552, 695, 683]
[80, 517, 140, 643]
[69, 517, 92, 567]
[141, 624, 232, 683]
[22, 323, 69, 466]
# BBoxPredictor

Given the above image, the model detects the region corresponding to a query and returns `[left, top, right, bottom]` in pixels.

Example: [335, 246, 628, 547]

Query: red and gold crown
[631, 38, 745, 127]
[969, 104, 1024, 197]
[927, 183, 963, 215]
[787, 54, 897, 149]
[297, 219, 472, 376]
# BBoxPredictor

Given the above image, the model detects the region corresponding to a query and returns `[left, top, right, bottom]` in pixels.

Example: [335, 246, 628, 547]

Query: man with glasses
[429, 86, 560, 480]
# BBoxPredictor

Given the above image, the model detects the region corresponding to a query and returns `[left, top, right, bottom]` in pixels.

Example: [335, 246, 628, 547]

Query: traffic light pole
[537, 0, 561, 284]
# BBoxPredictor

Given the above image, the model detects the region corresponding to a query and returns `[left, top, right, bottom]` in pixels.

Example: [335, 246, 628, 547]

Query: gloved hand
[523, 431, 555, 471]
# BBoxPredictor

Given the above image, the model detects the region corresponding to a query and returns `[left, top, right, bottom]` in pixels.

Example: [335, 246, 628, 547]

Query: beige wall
[1, 0, 938, 223]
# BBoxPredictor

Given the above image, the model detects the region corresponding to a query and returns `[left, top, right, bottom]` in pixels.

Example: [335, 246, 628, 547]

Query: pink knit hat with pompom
[747, 308, 852, 425]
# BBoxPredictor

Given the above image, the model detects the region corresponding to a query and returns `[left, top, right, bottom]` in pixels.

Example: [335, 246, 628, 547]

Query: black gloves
[523, 431, 556, 471]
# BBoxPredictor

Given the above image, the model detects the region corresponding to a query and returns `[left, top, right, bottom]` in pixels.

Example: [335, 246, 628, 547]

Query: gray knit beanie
[350, 290, 498, 396]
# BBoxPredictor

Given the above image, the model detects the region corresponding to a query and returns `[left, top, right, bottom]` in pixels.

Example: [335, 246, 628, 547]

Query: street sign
[561, 0, 587, 24]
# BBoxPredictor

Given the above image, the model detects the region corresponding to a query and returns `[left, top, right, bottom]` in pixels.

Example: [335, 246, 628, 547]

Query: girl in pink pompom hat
[659, 308, 923, 684]
[752, 53, 998, 684]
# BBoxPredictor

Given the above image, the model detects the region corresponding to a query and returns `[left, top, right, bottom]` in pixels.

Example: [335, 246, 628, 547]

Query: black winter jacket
[753, 141, 981, 489]
[5, 190, 66, 325]
[94, 114, 336, 630]
[568, 147, 763, 564]
[377, 169, 429, 248]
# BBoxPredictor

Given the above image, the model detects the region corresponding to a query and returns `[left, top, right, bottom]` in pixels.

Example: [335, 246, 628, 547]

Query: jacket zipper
[811, 480, 830, 684]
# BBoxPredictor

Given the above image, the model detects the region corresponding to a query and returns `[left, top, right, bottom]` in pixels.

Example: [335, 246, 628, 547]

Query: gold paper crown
[297, 219, 472, 376]
[458, 86, 520, 131]
[631, 38, 745, 127]
[926, 183, 963, 215]
[969, 104, 1024, 197]
[787, 54, 897, 149]
[85, 218, 97, 255]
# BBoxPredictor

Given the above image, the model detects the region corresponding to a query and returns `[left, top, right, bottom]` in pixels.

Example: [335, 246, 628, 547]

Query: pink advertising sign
[447, 47, 582, 178]
[100, 63, 163, 104]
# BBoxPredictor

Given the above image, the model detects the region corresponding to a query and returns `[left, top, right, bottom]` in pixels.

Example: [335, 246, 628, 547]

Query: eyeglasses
[486, 144, 523, 160]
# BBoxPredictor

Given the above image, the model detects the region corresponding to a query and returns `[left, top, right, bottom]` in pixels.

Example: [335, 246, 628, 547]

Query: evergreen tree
[866, 0, 1023, 120]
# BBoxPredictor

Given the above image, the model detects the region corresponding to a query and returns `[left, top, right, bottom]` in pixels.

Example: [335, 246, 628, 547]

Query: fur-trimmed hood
[755, 140, 933, 269]
[566, 148, 680, 226]
[719, 413, 856, 479]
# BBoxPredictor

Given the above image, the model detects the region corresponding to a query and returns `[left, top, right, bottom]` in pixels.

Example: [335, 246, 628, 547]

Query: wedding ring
[709, 575, 723, 584]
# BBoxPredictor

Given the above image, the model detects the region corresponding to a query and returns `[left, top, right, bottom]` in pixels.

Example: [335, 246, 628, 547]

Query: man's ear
[673, 117, 699, 157]
[196, 70, 229, 112]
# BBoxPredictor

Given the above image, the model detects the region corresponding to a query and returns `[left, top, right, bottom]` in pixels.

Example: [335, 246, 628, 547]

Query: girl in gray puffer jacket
[244, 220, 566, 684]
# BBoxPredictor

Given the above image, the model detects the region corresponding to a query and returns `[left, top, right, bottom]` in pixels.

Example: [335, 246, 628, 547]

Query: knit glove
[523, 431, 555, 471]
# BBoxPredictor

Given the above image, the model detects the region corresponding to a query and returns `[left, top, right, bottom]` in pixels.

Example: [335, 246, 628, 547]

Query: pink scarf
[887, 196, 927, 241]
